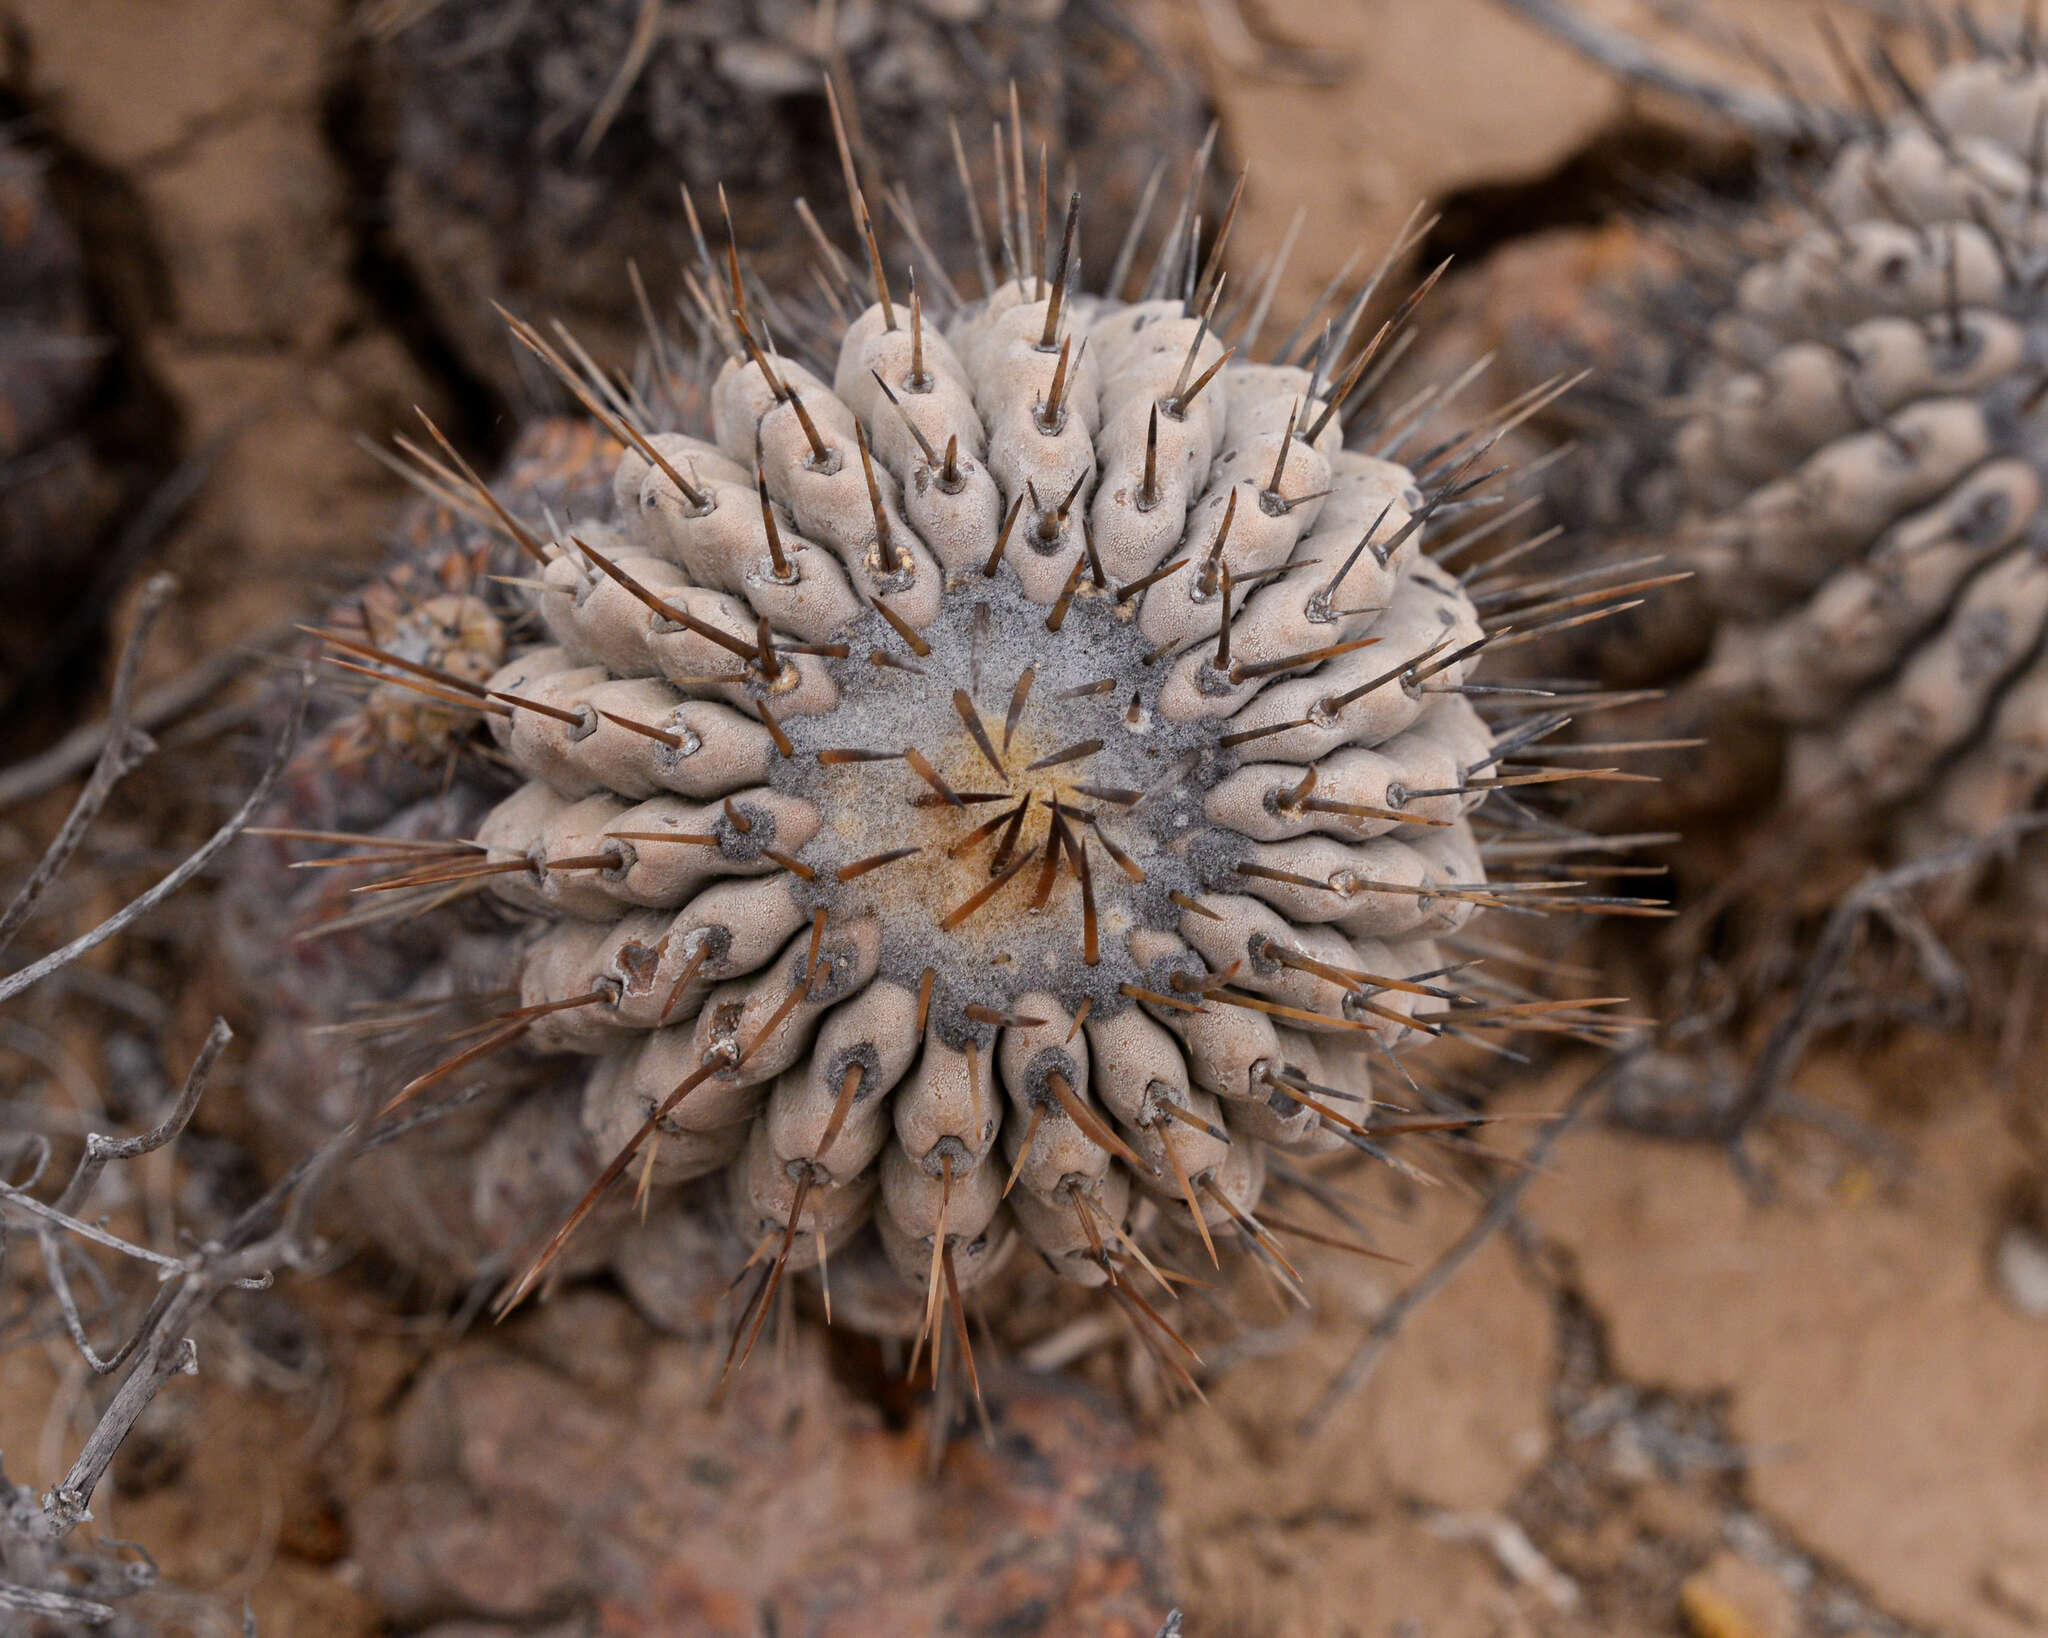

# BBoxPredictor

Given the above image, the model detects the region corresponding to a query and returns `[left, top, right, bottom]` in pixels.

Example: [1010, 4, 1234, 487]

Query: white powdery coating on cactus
[461, 273, 1498, 1301]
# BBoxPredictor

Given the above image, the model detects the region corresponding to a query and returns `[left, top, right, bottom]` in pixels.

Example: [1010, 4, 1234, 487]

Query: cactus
[1665, 51, 2048, 885]
[1459, 3, 2048, 1112]
[230, 104, 1648, 1400]
[365, 0, 1212, 401]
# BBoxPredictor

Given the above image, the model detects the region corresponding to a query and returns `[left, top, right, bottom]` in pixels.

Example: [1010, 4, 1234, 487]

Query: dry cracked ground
[1, 0, 2045, 1634]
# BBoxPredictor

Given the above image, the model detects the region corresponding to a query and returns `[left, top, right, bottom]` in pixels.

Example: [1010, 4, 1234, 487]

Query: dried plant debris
[1505, 1289, 1944, 1638]
[364, 0, 1214, 401]
[227, 99, 1661, 1432]
[0, 1022, 258, 1638]
[0, 578, 338, 1632]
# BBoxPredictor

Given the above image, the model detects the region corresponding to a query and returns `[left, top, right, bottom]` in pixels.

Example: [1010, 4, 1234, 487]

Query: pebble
[1994, 1225, 2048, 1319]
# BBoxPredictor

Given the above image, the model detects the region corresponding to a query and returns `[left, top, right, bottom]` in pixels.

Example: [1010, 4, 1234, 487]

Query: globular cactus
[365, 0, 1212, 401]
[231, 109, 1644, 1393]
[1447, 8, 2048, 1058]
[1663, 52, 2048, 884]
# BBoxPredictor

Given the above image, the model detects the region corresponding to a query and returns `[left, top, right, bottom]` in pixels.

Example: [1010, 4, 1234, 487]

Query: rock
[1994, 1225, 2048, 1321]
[1533, 1058, 2048, 1638]
[1680, 1551, 1799, 1638]
[353, 1294, 1176, 1636]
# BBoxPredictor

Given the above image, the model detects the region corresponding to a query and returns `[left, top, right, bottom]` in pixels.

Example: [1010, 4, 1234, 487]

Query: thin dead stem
[0, 612, 330, 1629]
[1302, 1049, 1627, 1431]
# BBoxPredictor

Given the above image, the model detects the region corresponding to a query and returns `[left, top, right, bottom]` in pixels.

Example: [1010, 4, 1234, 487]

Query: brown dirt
[2, 0, 444, 700]
[3, 2, 2046, 1635]
[352, 1292, 1173, 1638]
[1533, 1045, 2048, 1638]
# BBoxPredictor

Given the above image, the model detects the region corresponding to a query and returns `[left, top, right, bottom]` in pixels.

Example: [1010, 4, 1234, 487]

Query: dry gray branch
[0, 574, 176, 957]
[0, 673, 309, 1009]
[1488, 0, 1844, 140]
[0, 617, 324, 1631]
[1720, 816, 2048, 1148]
[0, 1019, 294, 1628]
[1302, 1048, 1628, 1432]
[0, 620, 299, 813]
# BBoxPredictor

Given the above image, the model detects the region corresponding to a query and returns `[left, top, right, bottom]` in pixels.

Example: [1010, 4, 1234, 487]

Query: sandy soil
[2, 2, 2044, 1635]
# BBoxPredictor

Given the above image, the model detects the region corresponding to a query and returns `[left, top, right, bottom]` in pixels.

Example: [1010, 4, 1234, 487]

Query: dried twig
[0, 603, 324, 1630]
[0, 619, 298, 813]
[2, 1047, 476, 1569]
[0, 673, 310, 1009]
[1487, 0, 1840, 140]
[27, 1022, 234, 1375]
[0, 1577, 128, 1624]
[0, 1012, 336, 1627]
[1719, 817, 2048, 1148]
[1301, 1049, 1627, 1431]
[0, 575, 175, 957]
